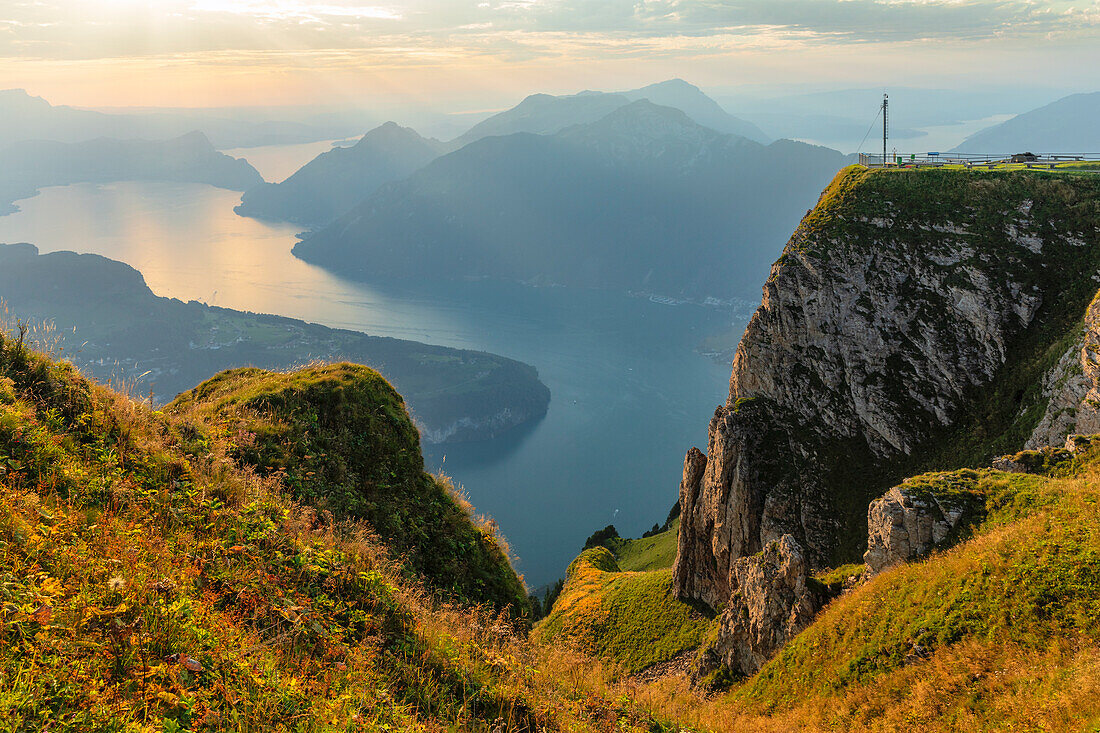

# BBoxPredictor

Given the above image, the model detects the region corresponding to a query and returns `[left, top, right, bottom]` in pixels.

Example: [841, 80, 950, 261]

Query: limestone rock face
[673, 167, 1100, 609]
[694, 534, 823, 680]
[1027, 295, 1100, 449]
[863, 486, 982, 576]
[671, 446, 720, 605]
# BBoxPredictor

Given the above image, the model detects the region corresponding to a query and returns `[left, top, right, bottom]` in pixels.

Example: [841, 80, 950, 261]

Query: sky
[0, 0, 1098, 110]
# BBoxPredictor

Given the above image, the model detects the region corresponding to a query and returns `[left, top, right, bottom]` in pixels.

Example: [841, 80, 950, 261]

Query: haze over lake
[221, 139, 353, 183]
[0, 166, 738, 586]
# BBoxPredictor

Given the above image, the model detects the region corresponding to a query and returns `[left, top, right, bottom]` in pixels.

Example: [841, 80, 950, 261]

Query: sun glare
[187, 0, 402, 20]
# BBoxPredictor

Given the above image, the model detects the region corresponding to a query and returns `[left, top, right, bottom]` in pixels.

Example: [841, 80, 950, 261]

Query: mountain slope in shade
[620, 79, 770, 143]
[453, 92, 633, 147]
[234, 122, 445, 228]
[294, 101, 848, 300]
[0, 131, 262, 214]
[454, 78, 769, 147]
[952, 91, 1100, 153]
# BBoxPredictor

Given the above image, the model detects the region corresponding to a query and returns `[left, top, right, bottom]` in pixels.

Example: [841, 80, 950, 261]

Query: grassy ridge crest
[168, 363, 529, 614]
[536, 525, 715, 674]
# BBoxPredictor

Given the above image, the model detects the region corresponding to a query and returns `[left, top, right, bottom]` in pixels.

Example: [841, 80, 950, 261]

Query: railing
[858, 152, 1100, 169]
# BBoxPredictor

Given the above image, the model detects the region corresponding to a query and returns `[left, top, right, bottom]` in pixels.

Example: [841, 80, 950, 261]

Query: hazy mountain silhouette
[953, 92, 1100, 153]
[0, 131, 262, 214]
[620, 79, 770, 142]
[294, 101, 848, 299]
[454, 79, 769, 147]
[234, 79, 770, 230]
[235, 122, 445, 228]
[0, 89, 342, 148]
[453, 93, 633, 147]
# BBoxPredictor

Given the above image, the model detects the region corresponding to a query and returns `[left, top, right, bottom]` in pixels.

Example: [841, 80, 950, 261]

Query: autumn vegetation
[7, 316, 1100, 731]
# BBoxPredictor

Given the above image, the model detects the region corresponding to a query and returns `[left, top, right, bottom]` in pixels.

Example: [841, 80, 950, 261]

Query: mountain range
[234, 78, 774, 232]
[455, 79, 770, 147]
[294, 100, 849, 299]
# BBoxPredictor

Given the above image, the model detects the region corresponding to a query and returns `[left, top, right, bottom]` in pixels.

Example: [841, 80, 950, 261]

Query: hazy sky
[1, 0, 1097, 109]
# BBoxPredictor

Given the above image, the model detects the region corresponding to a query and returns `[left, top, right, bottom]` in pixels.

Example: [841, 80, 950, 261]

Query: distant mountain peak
[358, 121, 423, 143]
[0, 88, 53, 109]
[621, 79, 770, 143]
[953, 90, 1100, 154]
[235, 119, 443, 228]
[635, 78, 699, 92]
[519, 92, 555, 103]
[171, 129, 219, 153]
[566, 99, 708, 136]
[583, 98, 703, 132]
[352, 121, 444, 155]
[547, 97, 767, 171]
[454, 79, 770, 147]
[176, 129, 213, 143]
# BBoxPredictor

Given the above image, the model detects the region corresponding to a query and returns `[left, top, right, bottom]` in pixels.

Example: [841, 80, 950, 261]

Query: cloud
[0, 0, 1096, 66]
[187, 1, 404, 21]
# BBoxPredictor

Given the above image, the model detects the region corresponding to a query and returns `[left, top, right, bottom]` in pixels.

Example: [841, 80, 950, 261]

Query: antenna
[882, 92, 889, 166]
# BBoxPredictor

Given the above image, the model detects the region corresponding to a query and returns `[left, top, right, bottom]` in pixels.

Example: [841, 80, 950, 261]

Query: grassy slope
[10, 166, 1100, 730]
[0, 335, 690, 732]
[606, 518, 680, 572]
[528, 450, 1100, 731]
[642, 455, 1100, 732]
[167, 364, 529, 614]
[536, 521, 716, 675]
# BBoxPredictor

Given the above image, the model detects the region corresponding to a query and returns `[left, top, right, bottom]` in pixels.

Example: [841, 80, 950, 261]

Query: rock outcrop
[991, 446, 1072, 474]
[863, 484, 983, 576]
[1027, 294, 1100, 449]
[693, 534, 823, 680]
[674, 167, 1100, 609]
[1066, 434, 1099, 454]
[671, 447, 719, 605]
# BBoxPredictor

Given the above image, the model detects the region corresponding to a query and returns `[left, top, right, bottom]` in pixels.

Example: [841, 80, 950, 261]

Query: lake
[0, 177, 741, 588]
[221, 139, 354, 183]
[789, 113, 1018, 156]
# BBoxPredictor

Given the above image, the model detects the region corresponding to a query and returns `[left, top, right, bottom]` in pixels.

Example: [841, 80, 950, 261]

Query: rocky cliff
[863, 477, 985, 576]
[675, 166, 1100, 608]
[1026, 292, 1100, 448]
[693, 534, 823, 681]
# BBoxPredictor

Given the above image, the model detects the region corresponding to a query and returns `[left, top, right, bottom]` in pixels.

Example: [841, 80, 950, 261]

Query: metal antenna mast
[882, 92, 889, 166]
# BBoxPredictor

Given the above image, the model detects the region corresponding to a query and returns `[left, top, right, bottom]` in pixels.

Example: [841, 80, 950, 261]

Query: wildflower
[107, 576, 126, 593]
